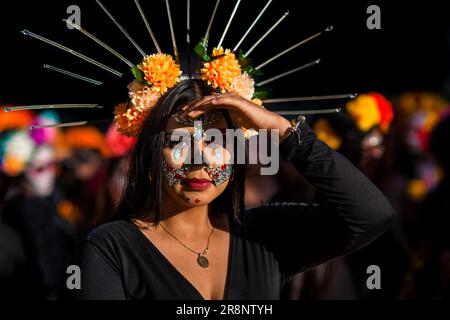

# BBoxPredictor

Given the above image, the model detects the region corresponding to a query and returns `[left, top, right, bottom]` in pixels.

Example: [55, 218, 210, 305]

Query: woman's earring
[148, 168, 152, 182]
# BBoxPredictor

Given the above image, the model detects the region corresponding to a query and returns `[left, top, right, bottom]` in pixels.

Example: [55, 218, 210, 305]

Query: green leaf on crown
[253, 86, 271, 100]
[238, 50, 263, 76]
[194, 39, 210, 62]
[237, 50, 249, 67]
[131, 66, 145, 83]
[242, 65, 264, 76]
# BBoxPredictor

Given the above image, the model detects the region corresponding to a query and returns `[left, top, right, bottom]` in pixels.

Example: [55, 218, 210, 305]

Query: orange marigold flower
[201, 47, 241, 93]
[114, 103, 150, 138]
[139, 53, 182, 94]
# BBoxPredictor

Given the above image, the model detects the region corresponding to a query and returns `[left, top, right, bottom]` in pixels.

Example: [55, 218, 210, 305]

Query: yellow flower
[114, 103, 150, 137]
[139, 53, 182, 94]
[346, 94, 381, 132]
[201, 47, 241, 93]
[313, 118, 342, 150]
[231, 72, 255, 100]
[251, 98, 264, 106]
[241, 127, 259, 140]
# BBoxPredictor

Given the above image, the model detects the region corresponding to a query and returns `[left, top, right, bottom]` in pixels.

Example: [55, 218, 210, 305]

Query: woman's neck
[155, 193, 215, 238]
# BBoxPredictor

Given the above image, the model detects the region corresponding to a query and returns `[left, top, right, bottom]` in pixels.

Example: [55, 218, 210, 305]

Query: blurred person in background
[282, 93, 408, 299]
[388, 92, 449, 298]
[57, 126, 111, 234]
[104, 123, 136, 212]
[416, 112, 450, 299]
[0, 108, 76, 299]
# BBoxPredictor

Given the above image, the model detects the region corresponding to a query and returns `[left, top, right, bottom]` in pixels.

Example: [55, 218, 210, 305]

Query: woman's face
[161, 111, 233, 208]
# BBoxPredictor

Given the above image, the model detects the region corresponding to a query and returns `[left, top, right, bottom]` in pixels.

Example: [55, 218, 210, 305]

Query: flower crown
[113, 45, 267, 137]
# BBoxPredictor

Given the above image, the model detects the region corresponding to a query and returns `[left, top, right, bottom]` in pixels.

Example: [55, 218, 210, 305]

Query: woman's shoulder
[84, 219, 136, 248]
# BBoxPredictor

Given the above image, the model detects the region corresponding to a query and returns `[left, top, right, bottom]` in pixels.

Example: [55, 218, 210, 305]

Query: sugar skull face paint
[205, 164, 233, 186]
[161, 110, 234, 208]
[162, 161, 191, 187]
[162, 161, 233, 188]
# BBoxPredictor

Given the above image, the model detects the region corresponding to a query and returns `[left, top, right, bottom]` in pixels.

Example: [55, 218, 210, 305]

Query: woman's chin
[181, 190, 213, 206]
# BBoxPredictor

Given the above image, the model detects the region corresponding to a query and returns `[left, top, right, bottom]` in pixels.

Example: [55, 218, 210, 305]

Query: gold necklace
[159, 223, 215, 268]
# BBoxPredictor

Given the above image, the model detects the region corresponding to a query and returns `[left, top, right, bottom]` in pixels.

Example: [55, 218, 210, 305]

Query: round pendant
[197, 255, 209, 268]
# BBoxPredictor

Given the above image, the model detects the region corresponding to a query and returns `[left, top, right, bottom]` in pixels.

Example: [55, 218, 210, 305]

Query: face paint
[163, 160, 233, 188]
[162, 161, 191, 187]
[205, 164, 233, 186]
[25, 145, 56, 197]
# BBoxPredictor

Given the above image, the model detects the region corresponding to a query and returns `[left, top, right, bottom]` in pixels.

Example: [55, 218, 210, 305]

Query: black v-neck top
[74, 123, 395, 300]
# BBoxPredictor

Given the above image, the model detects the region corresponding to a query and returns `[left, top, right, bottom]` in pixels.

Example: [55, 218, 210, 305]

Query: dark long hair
[114, 79, 246, 224]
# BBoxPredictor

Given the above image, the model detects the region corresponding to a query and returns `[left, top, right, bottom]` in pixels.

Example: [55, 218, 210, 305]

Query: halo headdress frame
[11, 0, 358, 137]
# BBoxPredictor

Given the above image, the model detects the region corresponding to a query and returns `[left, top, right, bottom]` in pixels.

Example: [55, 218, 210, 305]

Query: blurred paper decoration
[0, 131, 35, 177]
[345, 92, 394, 133]
[396, 91, 448, 119]
[397, 92, 450, 154]
[0, 109, 63, 177]
[106, 123, 136, 158]
[30, 111, 60, 145]
[0, 105, 34, 131]
[407, 162, 443, 202]
[313, 118, 342, 150]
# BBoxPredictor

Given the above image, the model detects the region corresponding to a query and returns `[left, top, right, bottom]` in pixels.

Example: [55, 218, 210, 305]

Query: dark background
[1, 0, 449, 123]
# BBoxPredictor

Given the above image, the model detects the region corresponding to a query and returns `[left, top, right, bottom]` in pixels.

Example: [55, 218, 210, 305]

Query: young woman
[75, 79, 395, 300]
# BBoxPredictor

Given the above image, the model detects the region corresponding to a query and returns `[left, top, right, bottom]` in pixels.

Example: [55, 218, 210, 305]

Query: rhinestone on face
[205, 164, 233, 186]
[215, 148, 223, 162]
[173, 148, 182, 162]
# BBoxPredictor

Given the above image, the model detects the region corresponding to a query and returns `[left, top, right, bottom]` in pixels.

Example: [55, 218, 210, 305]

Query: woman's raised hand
[182, 93, 292, 139]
